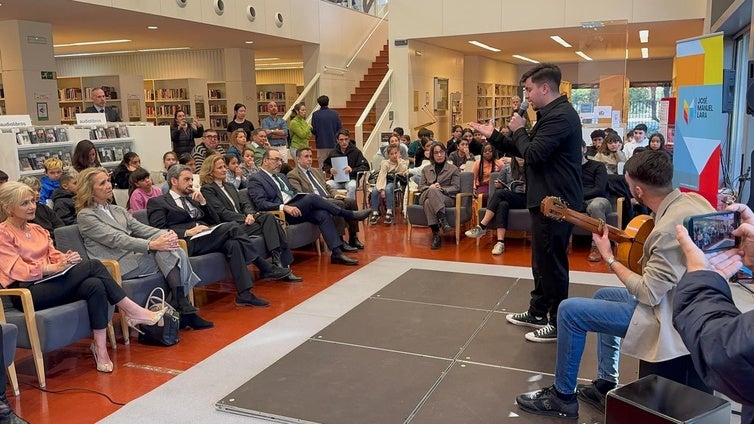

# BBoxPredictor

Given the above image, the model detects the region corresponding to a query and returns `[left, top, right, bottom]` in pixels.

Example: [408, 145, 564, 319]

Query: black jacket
[673, 270, 754, 423]
[111, 164, 132, 189]
[31, 203, 64, 240]
[488, 95, 583, 210]
[52, 188, 76, 225]
[582, 159, 608, 201]
[146, 192, 217, 239]
[84, 105, 121, 122]
[322, 143, 369, 181]
[200, 181, 255, 225]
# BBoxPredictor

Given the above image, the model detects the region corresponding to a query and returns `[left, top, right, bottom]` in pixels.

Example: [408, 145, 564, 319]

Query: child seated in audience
[472, 144, 506, 204]
[409, 136, 434, 184]
[127, 167, 162, 213]
[18, 176, 64, 239]
[593, 132, 627, 175]
[240, 147, 260, 180]
[586, 129, 605, 158]
[52, 170, 78, 225]
[160, 151, 178, 182]
[224, 154, 246, 190]
[39, 157, 63, 205]
[369, 144, 408, 225]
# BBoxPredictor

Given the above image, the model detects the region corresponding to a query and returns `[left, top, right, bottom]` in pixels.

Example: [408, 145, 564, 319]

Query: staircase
[309, 44, 389, 166]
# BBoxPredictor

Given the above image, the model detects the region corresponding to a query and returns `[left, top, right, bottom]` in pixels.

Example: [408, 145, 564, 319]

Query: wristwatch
[606, 256, 617, 271]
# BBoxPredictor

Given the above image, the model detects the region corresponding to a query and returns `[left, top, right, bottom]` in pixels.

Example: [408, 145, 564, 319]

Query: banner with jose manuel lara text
[673, 32, 724, 206]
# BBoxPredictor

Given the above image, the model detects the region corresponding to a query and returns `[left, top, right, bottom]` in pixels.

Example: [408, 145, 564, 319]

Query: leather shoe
[348, 238, 365, 249]
[352, 209, 372, 221]
[331, 254, 359, 266]
[588, 246, 602, 262]
[180, 313, 214, 330]
[341, 242, 358, 252]
[281, 272, 303, 283]
[431, 233, 442, 250]
[235, 292, 270, 307]
[260, 265, 292, 280]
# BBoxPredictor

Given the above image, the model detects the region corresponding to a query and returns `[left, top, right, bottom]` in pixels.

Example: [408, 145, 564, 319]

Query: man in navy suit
[247, 149, 371, 266]
[83, 87, 122, 122]
[147, 165, 291, 308]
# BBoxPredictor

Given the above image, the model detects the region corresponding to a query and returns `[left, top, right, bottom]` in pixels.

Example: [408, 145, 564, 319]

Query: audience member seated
[226, 103, 255, 140]
[128, 167, 162, 214]
[448, 137, 474, 170]
[191, 130, 224, 174]
[147, 165, 289, 308]
[199, 154, 301, 282]
[322, 129, 370, 200]
[445, 125, 463, 155]
[623, 123, 648, 159]
[0, 170, 7, 186]
[222, 154, 246, 190]
[287, 147, 363, 251]
[472, 144, 506, 203]
[226, 129, 248, 162]
[406, 128, 430, 167]
[648, 132, 672, 160]
[160, 151, 178, 183]
[470, 129, 485, 156]
[75, 168, 213, 330]
[240, 147, 260, 181]
[111, 152, 140, 189]
[378, 134, 409, 161]
[52, 170, 78, 225]
[419, 142, 460, 250]
[466, 157, 526, 255]
[586, 129, 605, 158]
[581, 141, 612, 262]
[0, 181, 165, 374]
[247, 149, 371, 266]
[249, 128, 272, 166]
[369, 144, 408, 226]
[19, 176, 63, 240]
[170, 110, 204, 157]
[593, 132, 627, 175]
[39, 157, 63, 206]
[72, 139, 102, 173]
[409, 136, 434, 184]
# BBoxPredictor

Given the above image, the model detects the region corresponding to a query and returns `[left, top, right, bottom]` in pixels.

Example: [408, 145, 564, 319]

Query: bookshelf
[208, 81, 229, 142]
[0, 74, 5, 115]
[450, 92, 462, 127]
[462, 82, 519, 126]
[256, 83, 297, 125]
[494, 84, 518, 127]
[56, 75, 145, 124]
[144, 78, 209, 127]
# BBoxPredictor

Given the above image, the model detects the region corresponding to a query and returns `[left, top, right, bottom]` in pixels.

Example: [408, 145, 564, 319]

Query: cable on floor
[19, 381, 126, 406]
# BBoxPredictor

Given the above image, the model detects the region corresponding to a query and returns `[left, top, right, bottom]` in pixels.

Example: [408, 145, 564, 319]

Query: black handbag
[137, 287, 180, 346]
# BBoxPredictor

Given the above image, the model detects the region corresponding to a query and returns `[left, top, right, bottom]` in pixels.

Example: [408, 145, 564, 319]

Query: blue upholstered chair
[406, 171, 476, 244]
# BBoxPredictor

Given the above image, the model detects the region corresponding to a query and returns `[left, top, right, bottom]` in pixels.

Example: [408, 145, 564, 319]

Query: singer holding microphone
[470, 63, 582, 343]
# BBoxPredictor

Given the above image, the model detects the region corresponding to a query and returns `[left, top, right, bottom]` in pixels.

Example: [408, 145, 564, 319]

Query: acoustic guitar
[540, 196, 654, 274]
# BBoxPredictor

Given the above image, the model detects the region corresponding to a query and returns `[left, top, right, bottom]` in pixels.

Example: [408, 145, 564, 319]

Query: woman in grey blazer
[418, 142, 460, 250]
[75, 168, 212, 329]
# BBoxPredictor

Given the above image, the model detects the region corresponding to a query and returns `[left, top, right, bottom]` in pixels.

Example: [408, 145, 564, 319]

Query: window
[627, 83, 672, 134]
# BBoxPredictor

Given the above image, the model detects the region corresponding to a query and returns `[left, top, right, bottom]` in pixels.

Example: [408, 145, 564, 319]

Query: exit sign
[40, 71, 54, 80]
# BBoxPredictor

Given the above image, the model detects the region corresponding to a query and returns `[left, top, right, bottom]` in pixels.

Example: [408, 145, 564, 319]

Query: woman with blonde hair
[226, 129, 248, 162]
[0, 181, 164, 373]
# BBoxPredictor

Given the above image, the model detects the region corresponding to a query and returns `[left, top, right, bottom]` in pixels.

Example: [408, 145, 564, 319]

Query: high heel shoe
[90, 343, 113, 373]
[125, 307, 167, 335]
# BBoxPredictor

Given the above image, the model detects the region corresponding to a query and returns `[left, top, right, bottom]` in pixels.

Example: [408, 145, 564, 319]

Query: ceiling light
[137, 47, 190, 52]
[255, 57, 280, 61]
[639, 30, 649, 43]
[55, 50, 135, 58]
[550, 36, 572, 48]
[147, 26, 158, 30]
[641, 47, 649, 59]
[245, 41, 254, 44]
[575, 51, 593, 61]
[256, 62, 303, 66]
[581, 21, 604, 29]
[512, 54, 539, 64]
[469, 40, 500, 53]
[54, 39, 131, 47]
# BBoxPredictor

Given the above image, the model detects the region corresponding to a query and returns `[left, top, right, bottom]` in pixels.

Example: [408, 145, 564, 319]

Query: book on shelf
[208, 89, 223, 99]
[16, 132, 30, 145]
[44, 128, 57, 143]
[105, 126, 117, 139]
[61, 152, 72, 168]
[56, 127, 69, 142]
[118, 125, 129, 138]
[33, 155, 47, 170]
[113, 146, 124, 161]
[98, 147, 114, 163]
[28, 129, 39, 144]
[96, 127, 107, 140]
[19, 158, 32, 171]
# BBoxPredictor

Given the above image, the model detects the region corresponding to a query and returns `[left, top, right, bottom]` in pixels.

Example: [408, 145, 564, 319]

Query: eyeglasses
[267, 157, 283, 162]
[205, 135, 218, 139]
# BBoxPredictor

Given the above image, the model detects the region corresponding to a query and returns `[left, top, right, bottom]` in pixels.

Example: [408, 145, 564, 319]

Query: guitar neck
[561, 209, 633, 243]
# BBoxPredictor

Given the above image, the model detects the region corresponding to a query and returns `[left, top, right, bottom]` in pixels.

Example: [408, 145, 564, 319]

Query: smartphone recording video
[683, 211, 740, 253]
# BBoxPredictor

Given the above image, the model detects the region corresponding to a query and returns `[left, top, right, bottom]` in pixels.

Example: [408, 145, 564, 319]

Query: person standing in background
[289, 102, 313, 161]
[261, 101, 289, 162]
[226, 103, 255, 140]
[84, 87, 121, 122]
[171, 110, 204, 158]
[472, 63, 583, 343]
[311, 95, 343, 166]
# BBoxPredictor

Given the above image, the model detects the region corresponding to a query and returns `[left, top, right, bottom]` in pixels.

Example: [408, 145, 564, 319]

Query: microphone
[516, 101, 529, 118]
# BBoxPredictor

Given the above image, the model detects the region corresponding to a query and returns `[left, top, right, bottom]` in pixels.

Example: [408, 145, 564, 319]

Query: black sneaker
[516, 385, 578, 419]
[235, 292, 270, 307]
[506, 311, 548, 328]
[525, 324, 557, 343]
[369, 214, 379, 225]
[577, 381, 607, 412]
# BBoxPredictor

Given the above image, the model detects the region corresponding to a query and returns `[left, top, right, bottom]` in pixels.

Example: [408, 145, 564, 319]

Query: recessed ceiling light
[550, 36, 572, 48]
[245, 41, 254, 44]
[255, 57, 280, 61]
[469, 40, 500, 53]
[512, 54, 539, 64]
[54, 39, 131, 47]
[137, 47, 190, 52]
[639, 30, 649, 43]
[256, 62, 303, 66]
[575, 51, 593, 61]
[147, 26, 158, 30]
[641, 47, 649, 59]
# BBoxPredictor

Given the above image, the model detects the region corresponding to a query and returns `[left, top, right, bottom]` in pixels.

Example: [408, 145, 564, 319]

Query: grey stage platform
[216, 269, 639, 423]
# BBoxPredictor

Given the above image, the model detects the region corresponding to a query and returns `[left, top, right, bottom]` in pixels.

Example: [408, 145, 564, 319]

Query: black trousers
[187, 222, 257, 294]
[287, 194, 351, 250]
[326, 197, 359, 237]
[488, 190, 527, 228]
[239, 213, 293, 267]
[528, 207, 573, 325]
[11, 259, 126, 330]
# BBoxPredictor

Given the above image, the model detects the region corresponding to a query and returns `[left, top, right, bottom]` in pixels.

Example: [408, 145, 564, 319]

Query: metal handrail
[354, 68, 392, 151]
[282, 73, 321, 121]
[345, 10, 388, 70]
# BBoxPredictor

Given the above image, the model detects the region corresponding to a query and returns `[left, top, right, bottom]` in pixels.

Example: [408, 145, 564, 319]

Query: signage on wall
[0, 115, 33, 128]
[40, 71, 54, 80]
[76, 113, 107, 125]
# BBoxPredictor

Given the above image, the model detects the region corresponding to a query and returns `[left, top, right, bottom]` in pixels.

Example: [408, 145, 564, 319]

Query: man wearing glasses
[191, 130, 225, 173]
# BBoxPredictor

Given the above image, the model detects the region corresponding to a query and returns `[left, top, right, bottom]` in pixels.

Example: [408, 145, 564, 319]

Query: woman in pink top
[127, 168, 162, 213]
[472, 143, 506, 205]
[0, 182, 164, 373]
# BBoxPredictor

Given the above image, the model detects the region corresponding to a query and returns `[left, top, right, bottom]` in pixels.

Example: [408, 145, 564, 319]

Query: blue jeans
[370, 182, 395, 211]
[555, 287, 637, 394]
[326, 179, 358, 199]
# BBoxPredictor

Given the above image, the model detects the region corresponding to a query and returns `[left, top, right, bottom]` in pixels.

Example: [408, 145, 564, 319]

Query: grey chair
[0, 322, 19, 396]
[55, 224, 161, 345]
[406, 171, 476, 244]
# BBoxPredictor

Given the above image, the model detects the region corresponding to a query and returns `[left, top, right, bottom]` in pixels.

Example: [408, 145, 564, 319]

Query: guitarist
[515, 151, 715, 419]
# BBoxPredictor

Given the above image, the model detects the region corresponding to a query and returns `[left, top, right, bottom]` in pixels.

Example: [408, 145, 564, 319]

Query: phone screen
[685, 211, 740, 253]
[186, 117, 194, 124]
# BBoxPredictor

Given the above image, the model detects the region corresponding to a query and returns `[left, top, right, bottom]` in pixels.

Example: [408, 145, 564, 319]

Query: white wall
[532, 58, 674, 85]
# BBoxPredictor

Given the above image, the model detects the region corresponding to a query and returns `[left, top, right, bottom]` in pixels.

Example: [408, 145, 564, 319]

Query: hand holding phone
[683, 211, 741, 253]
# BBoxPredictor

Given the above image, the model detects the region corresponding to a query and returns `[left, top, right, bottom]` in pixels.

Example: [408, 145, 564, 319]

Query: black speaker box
[747, 60, 754, 115]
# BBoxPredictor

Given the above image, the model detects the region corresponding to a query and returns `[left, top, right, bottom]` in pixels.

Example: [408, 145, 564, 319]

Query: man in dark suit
[287, 147, 363, 251]
[247, 148, 371, 266]
[83, 87, 122, 122]
[147, 165, 291, 307]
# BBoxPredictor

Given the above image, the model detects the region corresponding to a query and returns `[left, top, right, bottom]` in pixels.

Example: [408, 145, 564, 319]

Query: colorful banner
[673, 33, 724, 206]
